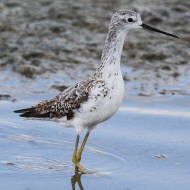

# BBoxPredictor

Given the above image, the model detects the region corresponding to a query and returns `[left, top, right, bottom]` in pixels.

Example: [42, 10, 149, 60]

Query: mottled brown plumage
[14, 78, 96, 120]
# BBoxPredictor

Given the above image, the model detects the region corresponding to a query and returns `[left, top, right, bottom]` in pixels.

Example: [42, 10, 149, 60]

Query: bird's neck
[97, 28, 127, 73]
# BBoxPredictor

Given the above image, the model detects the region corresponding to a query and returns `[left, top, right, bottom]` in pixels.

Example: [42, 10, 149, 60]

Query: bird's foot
[72, 155, 88, 174]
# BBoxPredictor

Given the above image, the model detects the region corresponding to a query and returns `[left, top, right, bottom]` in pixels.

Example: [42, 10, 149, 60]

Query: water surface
[1, 95, 190, 190]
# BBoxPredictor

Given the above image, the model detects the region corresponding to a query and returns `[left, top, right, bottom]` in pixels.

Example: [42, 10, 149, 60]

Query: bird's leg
[77, 131, 90, 162]
[72, 134, 79, 162]
[72, 134, 88, 174]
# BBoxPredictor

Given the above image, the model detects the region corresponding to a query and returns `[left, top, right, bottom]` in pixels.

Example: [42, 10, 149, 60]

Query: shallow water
[1, 95, 190, 190]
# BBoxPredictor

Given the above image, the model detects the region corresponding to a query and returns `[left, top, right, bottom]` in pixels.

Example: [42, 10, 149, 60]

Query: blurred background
[0, 0, 189, 100]
[1, 1, 190, 190]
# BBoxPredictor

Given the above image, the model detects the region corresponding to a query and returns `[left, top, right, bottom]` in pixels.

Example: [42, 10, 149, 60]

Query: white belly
[73, 74, 124, 128]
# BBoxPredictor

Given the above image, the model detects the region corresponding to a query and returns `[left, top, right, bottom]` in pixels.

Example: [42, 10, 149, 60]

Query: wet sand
[0, 0, 190, 96]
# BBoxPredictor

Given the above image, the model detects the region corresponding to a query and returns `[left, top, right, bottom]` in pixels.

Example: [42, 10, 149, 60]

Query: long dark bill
[141, 23, 179, 39]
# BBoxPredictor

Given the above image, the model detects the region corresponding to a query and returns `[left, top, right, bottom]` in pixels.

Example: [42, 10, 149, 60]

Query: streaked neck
[98, 28, 127, 72]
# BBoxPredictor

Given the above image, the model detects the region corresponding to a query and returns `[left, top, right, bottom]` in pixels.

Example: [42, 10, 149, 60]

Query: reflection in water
[71, 167, 84, 190]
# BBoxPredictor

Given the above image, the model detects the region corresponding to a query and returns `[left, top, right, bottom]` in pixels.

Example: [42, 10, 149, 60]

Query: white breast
[73, 71, 124, 129]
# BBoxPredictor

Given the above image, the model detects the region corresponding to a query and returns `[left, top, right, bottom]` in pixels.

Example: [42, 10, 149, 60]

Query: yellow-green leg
[77, 132, 90, 162]
[72, 132, 90, 174]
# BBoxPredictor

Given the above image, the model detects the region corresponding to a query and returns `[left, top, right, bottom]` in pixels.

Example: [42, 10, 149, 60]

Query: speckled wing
[14, 80, 93, 120]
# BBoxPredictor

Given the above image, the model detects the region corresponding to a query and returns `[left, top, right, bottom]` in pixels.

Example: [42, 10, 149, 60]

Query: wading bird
[14, 10, 178, 174]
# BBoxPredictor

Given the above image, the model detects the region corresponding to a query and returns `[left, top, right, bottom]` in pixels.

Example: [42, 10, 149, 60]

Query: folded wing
[14, 80, 92, 120]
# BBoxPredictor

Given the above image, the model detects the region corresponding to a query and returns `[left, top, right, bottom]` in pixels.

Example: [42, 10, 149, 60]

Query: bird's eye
[128, 18, 133, 22]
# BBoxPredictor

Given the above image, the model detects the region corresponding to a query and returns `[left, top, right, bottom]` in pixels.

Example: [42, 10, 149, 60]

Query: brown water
[0, 0, 190, 189]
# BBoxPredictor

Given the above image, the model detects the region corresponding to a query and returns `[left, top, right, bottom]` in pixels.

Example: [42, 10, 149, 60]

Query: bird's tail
[14, 107, 50, 118]
[14, 107, 36, 117]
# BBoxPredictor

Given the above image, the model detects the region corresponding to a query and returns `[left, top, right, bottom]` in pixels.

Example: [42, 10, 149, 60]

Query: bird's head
[110, 10, 178, 39]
